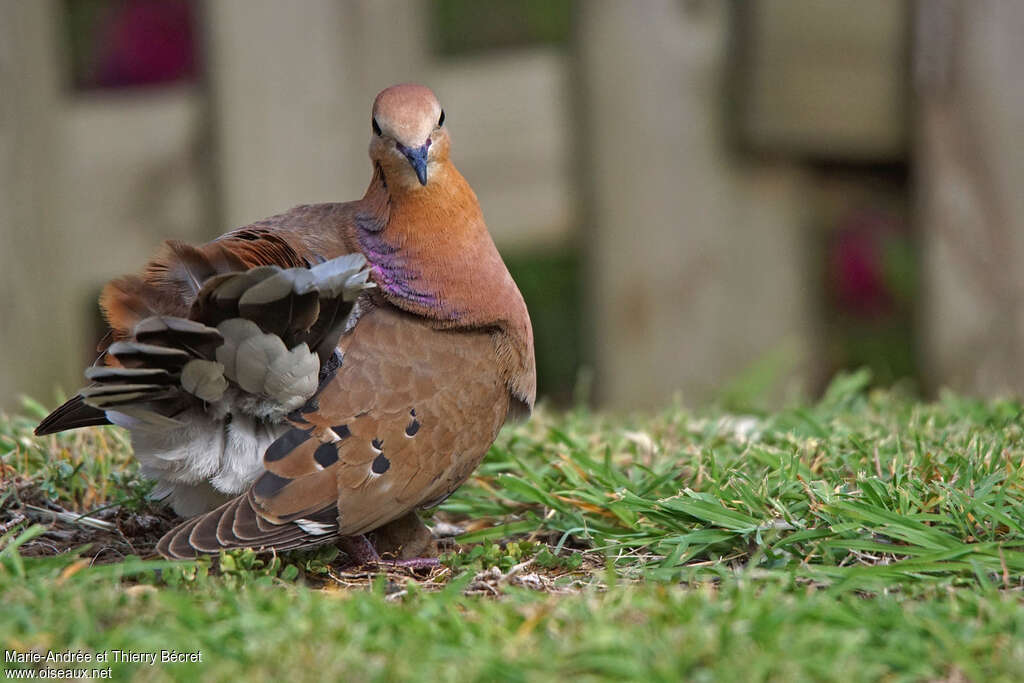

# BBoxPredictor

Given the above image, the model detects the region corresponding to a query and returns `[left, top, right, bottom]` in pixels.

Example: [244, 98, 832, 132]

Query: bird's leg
[338, 513, 440, 570]
[337, 535, 440, 570]
[337, 534, 382, 565]
[369, 511, 436, 559]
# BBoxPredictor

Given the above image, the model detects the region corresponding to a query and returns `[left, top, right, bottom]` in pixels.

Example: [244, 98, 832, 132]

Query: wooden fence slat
[578, 0, 813, 409]
[0, 0, 76, 406]
[741, 0, 909, 159]
[431, 49, 575, 250]
[0, 3, 207, 407]
[916, 0, 1024, 395]
[205, 0, 429, 230]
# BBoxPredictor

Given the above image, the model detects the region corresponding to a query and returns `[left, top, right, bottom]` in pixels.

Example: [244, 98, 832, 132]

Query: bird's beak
[398, 142, 430, 186]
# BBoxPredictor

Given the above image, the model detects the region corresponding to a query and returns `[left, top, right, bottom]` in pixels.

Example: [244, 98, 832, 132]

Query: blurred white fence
[1, 0, 1020, 410]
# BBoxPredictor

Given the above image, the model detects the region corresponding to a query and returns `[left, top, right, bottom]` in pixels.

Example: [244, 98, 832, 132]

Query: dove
[36, 84, 536, 563]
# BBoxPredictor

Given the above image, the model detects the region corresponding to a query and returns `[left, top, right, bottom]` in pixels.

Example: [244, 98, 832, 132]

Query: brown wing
[157, 303, 511, 558]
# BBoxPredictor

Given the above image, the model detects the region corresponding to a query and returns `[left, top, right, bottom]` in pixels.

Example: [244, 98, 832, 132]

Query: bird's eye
[372, 118, 382, 136]
[438, 110, 445, 127]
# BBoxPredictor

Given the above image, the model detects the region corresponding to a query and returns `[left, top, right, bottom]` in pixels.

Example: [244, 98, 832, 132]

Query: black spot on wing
[371, 454, 390, 474]
[254, 471, 291, 498]
[371, 438, 383, 450]
[405, 418, 420, 437]
[265, 428, 312, 462]
[332, 424, 351, 439]
[314, 442, 339, 468]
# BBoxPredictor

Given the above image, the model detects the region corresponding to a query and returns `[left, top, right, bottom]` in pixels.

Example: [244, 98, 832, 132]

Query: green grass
[3, 370, 1024, 681]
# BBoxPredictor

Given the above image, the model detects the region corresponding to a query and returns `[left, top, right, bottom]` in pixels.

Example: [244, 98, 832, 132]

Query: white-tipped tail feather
[38, 253, 374, 517]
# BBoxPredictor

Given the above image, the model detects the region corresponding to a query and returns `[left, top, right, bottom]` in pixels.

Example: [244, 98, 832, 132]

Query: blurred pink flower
[829, 209, 898, 319]
[96, 0, 197, 88]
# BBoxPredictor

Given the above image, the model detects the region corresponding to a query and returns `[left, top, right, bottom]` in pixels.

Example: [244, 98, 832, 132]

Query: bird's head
[369, 84, 449, 190]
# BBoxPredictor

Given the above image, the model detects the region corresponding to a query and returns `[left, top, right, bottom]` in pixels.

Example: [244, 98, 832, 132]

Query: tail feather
[34, 395, 110, 435]
[147, 240, 250, 304]
[100, 235, 297, 341]
[100, 275, 182, 341]
[303, 255, 372, 363]
[85, 366, 176, 385]
[37, 244, 372, 552]
[306, 297, 356, 363]
[106, 341, 192, 370]
[37, 252, 372, 446]
[79, 384, 180, 408]
[236, 269, 321, 344]
[132, 317, 224, 358]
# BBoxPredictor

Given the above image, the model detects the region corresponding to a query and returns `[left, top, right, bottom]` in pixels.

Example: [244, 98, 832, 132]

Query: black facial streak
[314, 442, 339, 468]
[254, 472, 291, 498]
[371, 454, 390, 474]
[405, 419, 420, 437]
[355, 210, 385, 233]
[332, 424, 351, 439]
[265, 428, 312, 462]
